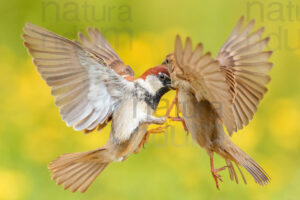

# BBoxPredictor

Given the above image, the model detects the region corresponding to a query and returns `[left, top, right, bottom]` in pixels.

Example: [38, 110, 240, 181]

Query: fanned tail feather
[226, 144, 270, 186]
[48, 148, 111, 193]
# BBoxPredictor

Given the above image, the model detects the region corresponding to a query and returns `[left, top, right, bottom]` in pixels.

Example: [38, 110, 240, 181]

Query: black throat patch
[144, 86, 170, 110]
[134, 83, 170, 110]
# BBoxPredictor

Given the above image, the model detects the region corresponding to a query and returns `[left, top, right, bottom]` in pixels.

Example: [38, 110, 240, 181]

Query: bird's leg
[166, 90, 189, 133]
[170, 117, 188, 132]
[147, 124, 170, 134]
[135, 124, 170, 153]
[165, 90, 178, 118]
[135, 115, 169, 152]
[210, 152, 227, 190]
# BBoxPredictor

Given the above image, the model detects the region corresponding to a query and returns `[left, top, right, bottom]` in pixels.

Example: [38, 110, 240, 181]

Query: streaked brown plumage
[22, 23, 173, 193]
[49, 122, 152, 193]
[163, 17, 272, 189]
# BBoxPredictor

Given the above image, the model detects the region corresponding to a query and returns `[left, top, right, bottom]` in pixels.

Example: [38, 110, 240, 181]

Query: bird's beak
[166, 79, 175, 90]
[169, 85, 176, 90]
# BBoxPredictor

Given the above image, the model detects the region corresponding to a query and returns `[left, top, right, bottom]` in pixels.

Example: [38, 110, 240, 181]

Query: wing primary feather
[217, 17, 272, 134]
[23, 22, 134, 133]
[175, 35, 184, 68]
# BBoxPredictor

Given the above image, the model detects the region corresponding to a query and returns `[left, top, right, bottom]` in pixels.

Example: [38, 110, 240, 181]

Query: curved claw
[135, 125, 170, 154]
[211, 169, 224, 190]
[210, 153, 227, 190]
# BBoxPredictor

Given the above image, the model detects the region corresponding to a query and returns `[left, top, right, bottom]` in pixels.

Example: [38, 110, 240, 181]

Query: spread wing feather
[22, 23, 133, 132]
[78, 28, 135, 80]
[217, 16, 273, 135]
[174, 36, 235, 133]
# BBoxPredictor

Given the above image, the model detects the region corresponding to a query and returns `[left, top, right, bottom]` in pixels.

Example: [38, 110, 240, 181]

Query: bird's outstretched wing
[217, 16, 273, 135]
[77, 27, 135, 133]
[77, 28, 135, 81]
[174, 36, 236, 133]
[22, 23, 134, 132]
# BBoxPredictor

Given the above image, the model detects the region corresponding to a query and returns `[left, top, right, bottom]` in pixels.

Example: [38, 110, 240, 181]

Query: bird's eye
[159, 73, 166, 81]
[162, 59, 169, 65]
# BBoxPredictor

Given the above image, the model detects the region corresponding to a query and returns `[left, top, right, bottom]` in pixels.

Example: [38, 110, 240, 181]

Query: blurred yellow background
[1, 0, 300, 199]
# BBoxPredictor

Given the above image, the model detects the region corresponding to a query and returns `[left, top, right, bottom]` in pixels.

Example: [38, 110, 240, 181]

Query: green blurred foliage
[0, 0, 300, 199]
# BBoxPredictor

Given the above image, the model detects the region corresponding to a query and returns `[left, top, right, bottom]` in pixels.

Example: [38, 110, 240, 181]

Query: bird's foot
[210, 152, 227, 190]
[211, 166, 227, 190]
[135, 125, 170, 154]
[147, 124, 170, 134]
[169, 116, 188, 133]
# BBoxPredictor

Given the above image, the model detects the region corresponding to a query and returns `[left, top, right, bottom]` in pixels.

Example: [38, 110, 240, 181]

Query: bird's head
[162, 53, 182, 88]
[137, 65, 174, 96]
[162, 53, 175, 73]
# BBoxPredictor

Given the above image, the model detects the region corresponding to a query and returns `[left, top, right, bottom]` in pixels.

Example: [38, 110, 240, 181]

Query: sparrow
[22, 23, 173, 193]
[163, 17, 272, 189]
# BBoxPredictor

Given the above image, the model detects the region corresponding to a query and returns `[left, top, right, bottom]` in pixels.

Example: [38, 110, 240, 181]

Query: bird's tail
[222, 141, 270, 186]
[224, 159, 247, 184]
[48, 147, 112, 193]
